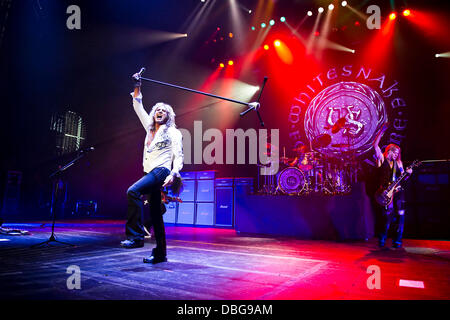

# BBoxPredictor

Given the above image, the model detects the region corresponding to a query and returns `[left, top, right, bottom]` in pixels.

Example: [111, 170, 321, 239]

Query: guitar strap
[392, 162, 397, 182]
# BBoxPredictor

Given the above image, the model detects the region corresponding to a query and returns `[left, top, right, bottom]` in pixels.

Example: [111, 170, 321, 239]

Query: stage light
[228, 60, 234, 65]
[280, 17, 286, 22]
[435, 52, 450, 58]
[273, 39, 293, 64]
[341, 1, 347, 7]
[328, 4, 334, 10]
[219, 63, 225, 68]
[402, 9, 411, 17]
[261, 23, 266, 28]
[307, 11, 313, 16]
[318, 7, 324, 13]
[229, 32, 233, 38]
[269, 19, 275, 26]
[183, 33, 188, 37]
[251, 26, 255, 31]
[263, 44, 269, 50]
[217, 27, 221, 31]
[249, 10, 252, 14]
[389, 12, 397, 20]
[351, 49, 355, 53]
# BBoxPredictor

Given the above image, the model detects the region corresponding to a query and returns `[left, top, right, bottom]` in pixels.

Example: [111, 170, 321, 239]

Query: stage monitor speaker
[195, 202, 214, 226]
[177, 202, 195, 224]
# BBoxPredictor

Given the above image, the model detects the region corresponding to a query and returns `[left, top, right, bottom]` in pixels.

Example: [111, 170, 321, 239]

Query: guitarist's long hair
[383, 144, 403, 169]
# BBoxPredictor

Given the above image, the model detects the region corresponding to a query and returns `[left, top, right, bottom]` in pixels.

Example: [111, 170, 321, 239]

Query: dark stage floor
[0, 221, 449, 300]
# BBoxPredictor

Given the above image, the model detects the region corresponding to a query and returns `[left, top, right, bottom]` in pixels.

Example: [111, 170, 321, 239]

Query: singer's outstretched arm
[130, 72, 151, 130]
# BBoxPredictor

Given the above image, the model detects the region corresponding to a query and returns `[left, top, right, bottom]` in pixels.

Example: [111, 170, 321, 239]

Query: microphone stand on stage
[135, 67, 267, 127]
[31, 147, 94, 248]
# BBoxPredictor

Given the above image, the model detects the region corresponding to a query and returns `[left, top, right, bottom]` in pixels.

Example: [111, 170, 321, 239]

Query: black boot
[143, 248, 167, 264]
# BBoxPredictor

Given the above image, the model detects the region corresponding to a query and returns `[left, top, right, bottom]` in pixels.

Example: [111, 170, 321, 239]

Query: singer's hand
[132, 72, 141, 87]
[162, 175, 174, 188]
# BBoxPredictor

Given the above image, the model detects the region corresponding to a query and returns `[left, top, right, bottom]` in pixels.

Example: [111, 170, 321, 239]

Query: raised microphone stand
[31, 149, 92, 248]
[136, 67, 267, 127]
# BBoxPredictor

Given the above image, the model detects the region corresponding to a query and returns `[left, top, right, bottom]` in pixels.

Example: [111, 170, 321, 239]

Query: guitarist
[373, 124, 412, 248]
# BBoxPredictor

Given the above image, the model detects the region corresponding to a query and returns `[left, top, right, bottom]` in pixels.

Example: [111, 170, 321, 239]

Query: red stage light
[402, 9, 411, 17]
[228, 60, 234, 66]
[389, 12, 397, 20]
[273, 39, 293, 64]
[405, 10, 449, 43]
[314, 31, 320, 36]
[355, 21, 360, 26]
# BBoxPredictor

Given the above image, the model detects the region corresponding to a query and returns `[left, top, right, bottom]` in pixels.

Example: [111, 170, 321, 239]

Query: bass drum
[277, 167, 307, 195]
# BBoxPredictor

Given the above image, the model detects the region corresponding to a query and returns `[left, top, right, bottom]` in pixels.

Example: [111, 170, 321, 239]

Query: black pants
[379, 191, 405, 245]
[126, 167, 170, 257]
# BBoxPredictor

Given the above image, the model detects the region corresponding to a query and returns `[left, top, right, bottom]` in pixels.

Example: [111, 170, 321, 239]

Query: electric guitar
[375, 159, 421, 207]
[160, 190, 183, 204]
[143, 191, 183, 206]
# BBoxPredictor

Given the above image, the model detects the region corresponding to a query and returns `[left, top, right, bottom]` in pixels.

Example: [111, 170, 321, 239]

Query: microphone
[131, 67, 146, 81]
[137, 67, 146, 78]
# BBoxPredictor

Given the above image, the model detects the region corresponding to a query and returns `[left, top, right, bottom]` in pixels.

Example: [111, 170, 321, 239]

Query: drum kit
[257, 118, 359, 196]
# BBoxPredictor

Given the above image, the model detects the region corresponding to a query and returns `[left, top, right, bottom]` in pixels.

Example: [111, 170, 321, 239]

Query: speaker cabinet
[177, 202, 195, 224]
[195, 202, 214, 226]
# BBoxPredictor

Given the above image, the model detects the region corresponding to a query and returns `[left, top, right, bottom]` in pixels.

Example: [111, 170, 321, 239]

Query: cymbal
[312, 134, 331, 149]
